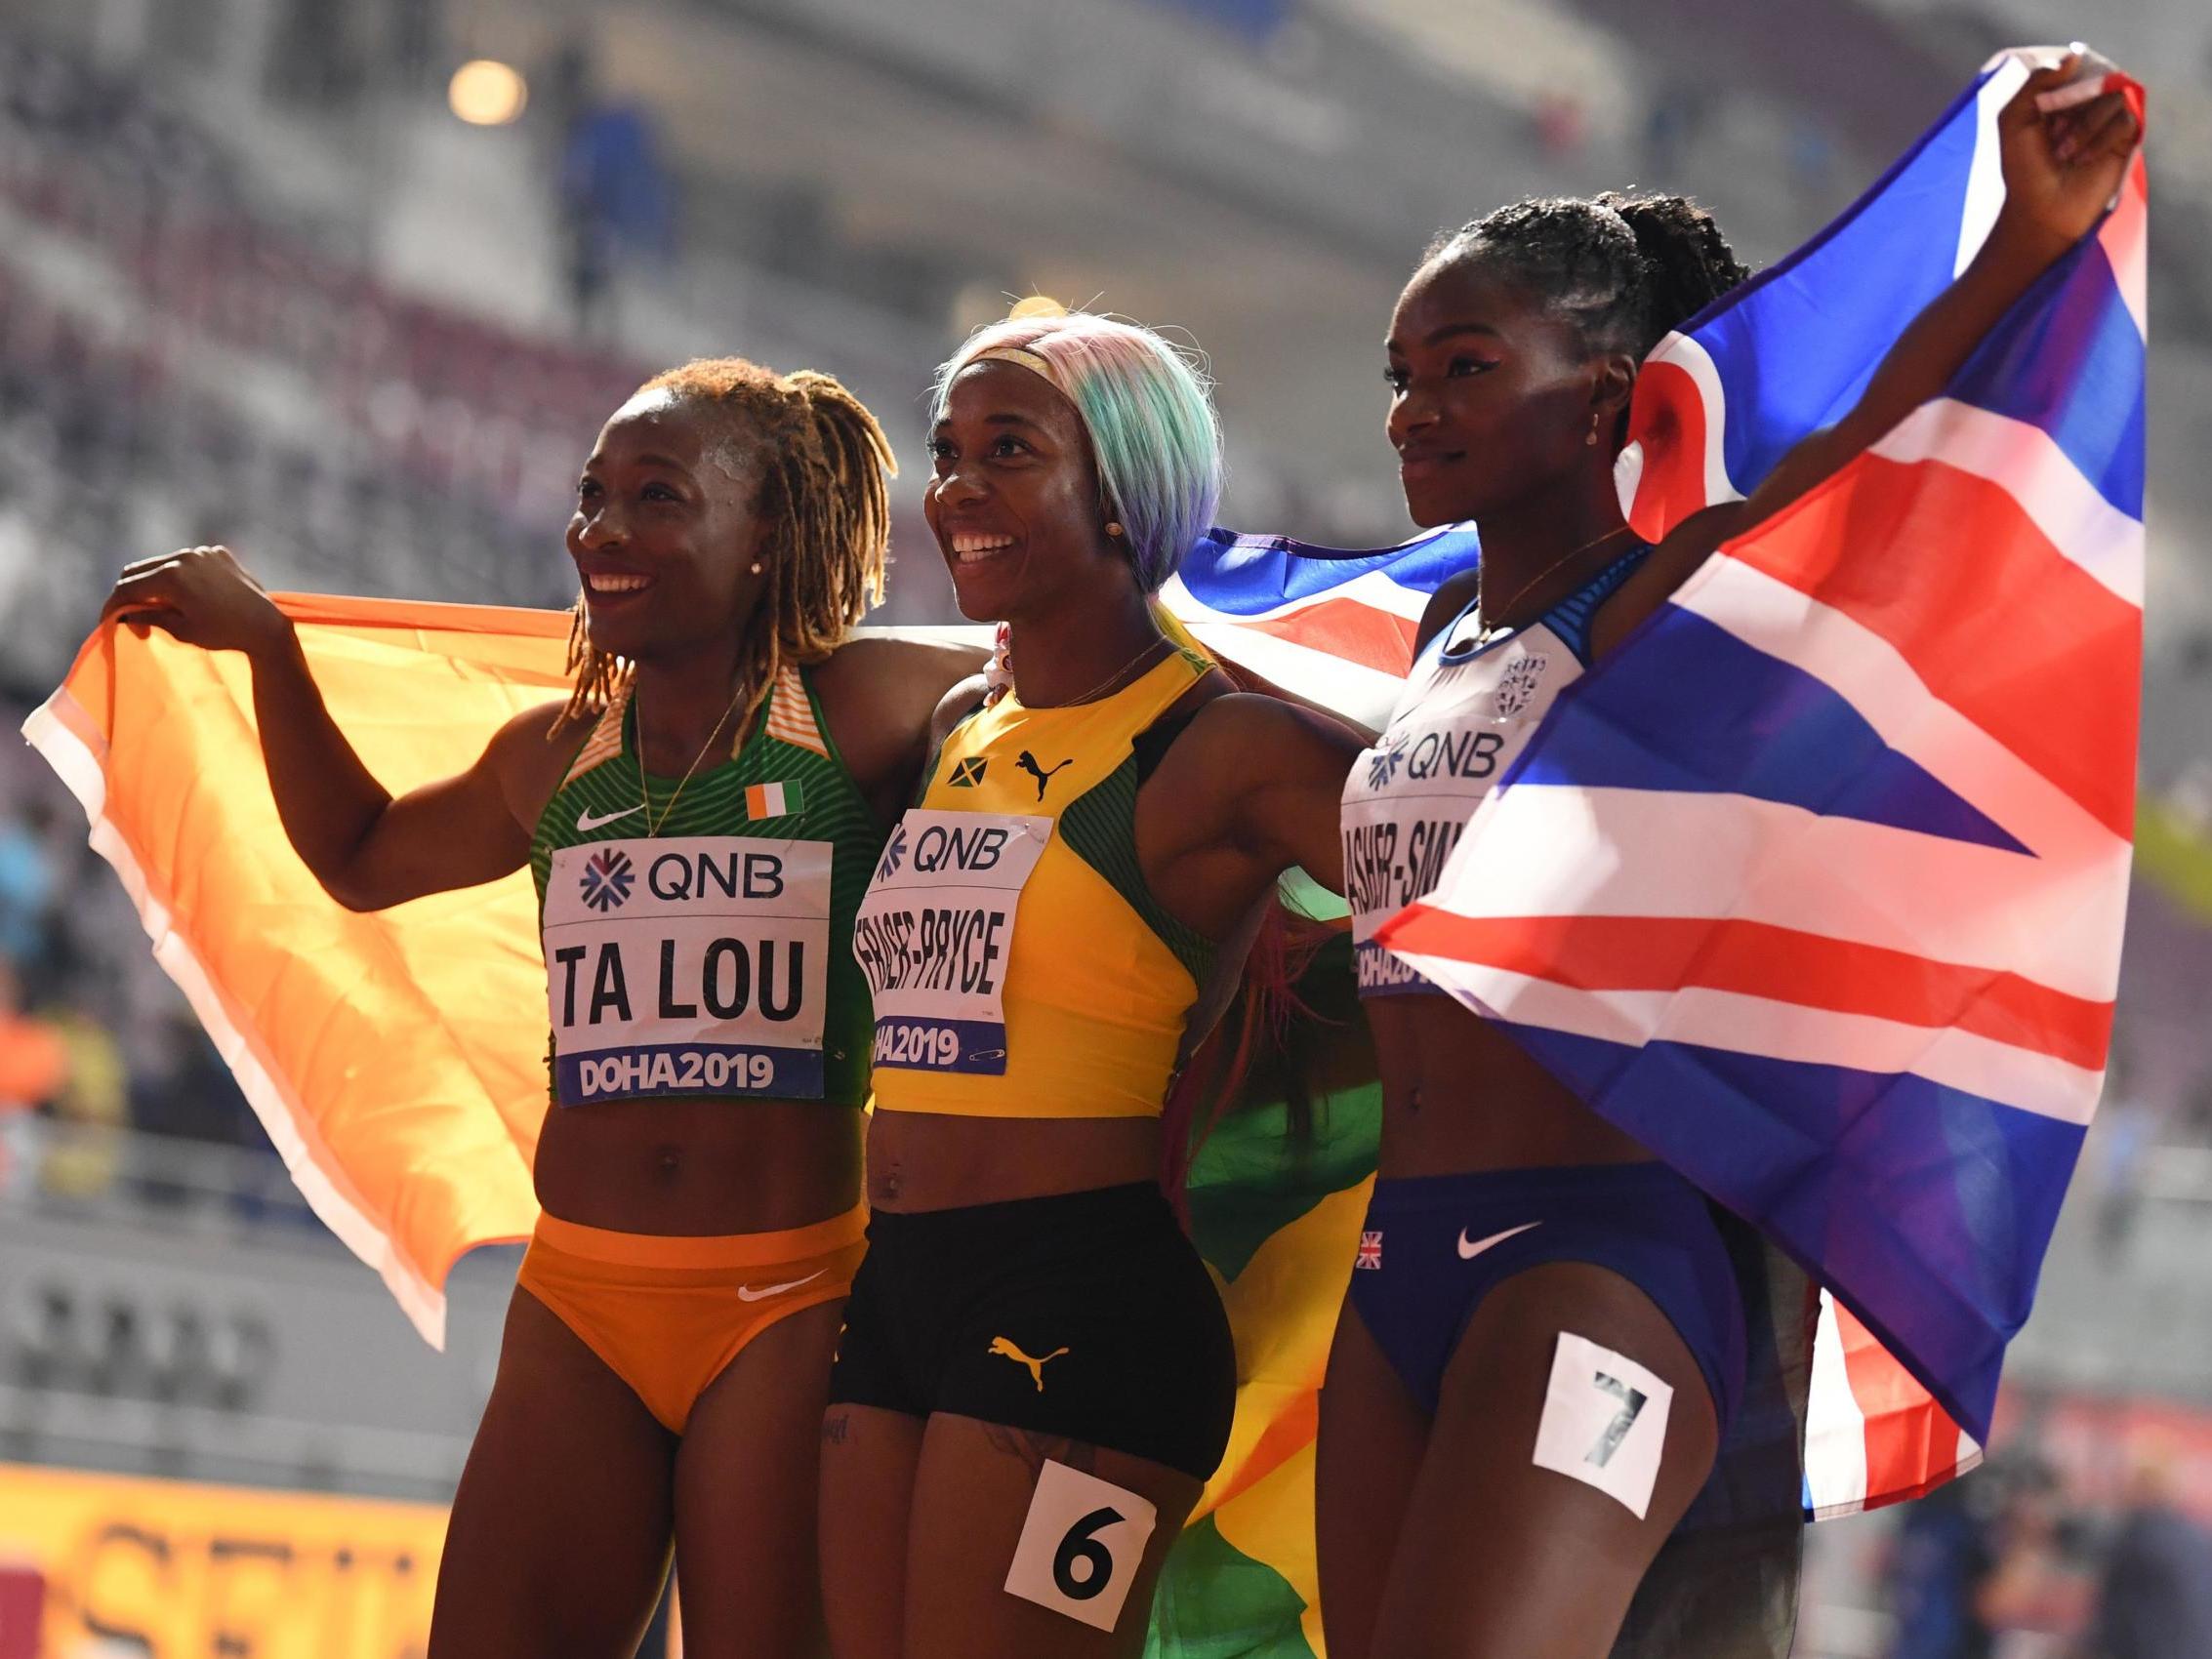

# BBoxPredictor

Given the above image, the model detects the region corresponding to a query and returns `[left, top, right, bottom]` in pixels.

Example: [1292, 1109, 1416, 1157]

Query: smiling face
[1384, 256, 1626, 528]
[922, 360, 1131, 623]
[565, 390, 770, 661]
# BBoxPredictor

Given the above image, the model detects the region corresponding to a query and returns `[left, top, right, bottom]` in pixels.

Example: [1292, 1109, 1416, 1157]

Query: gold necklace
[635, 678, 751, 837]
[1018, 633, 1173, 708]
[1475, 524, 1634, 644]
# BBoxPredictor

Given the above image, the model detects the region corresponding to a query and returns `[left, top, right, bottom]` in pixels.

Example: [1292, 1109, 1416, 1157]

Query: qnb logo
[875, 826, 909, 883]
[1365, 734, 1408, 792]
[580, 847, 635, 911]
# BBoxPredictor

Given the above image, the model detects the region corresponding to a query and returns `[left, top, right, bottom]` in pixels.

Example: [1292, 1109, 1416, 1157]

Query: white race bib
[1341, 615, 1578, 995]
[543, 835, 832, 1103]
[1004, 1461, 1159, 1633]
[851, 809, 1051, 1074]
[1532, 1332, 1673, 1518]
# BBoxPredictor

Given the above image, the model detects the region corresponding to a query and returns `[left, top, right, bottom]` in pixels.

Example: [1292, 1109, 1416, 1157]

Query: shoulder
[1202, 688, 1365, 749]
[809, 631, 989, 789]
[1160, 687, 1364, 789]
[1588, 505, 1743, 658]
[814, 630, 986, 694]
[927, 673, 991, 749]
[1416, 566, 1482, 655]
[491, 697, 594, 827]
[492, 698, 587, 770]
[1134, 686, 1359, 872]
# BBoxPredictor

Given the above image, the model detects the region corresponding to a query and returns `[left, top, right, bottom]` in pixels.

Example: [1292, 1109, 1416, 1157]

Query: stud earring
[749, 560, 764, 575]
[1104, 522, 1125, 538]
[1585, 413, 1601, 447]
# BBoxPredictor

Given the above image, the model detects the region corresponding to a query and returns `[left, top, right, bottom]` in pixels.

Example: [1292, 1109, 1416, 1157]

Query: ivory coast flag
[25, 597, 574, 1341]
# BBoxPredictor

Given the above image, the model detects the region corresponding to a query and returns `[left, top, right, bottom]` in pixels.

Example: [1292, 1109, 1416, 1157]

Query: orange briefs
[516, 1205, 867, 1435]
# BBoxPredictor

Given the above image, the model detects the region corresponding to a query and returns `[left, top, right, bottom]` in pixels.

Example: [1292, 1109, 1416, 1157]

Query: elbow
[316, 868, 389, 913]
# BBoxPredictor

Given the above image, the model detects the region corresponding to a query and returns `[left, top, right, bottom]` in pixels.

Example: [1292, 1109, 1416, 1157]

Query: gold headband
[973, 345, 1058, 384]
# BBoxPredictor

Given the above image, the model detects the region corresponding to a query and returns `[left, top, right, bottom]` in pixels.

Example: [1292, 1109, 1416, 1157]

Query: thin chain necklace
[1475, 523, 1634, 645]
[1017, 632, 1173, 709]
[634, 677, 751, 837]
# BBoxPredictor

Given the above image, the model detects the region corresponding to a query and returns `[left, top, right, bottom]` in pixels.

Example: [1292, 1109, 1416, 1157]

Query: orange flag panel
[28, 598, 579, 1342]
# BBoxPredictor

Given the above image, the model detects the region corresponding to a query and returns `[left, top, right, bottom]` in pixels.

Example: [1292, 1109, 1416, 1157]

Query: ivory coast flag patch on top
[745, 780, 803, 821]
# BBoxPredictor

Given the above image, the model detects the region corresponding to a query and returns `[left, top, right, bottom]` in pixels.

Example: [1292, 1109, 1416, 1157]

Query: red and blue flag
[1162, 522, 1473, 728]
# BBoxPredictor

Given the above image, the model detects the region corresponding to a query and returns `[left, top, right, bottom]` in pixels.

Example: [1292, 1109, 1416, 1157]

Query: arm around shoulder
[812, 633, 990, 800]
[1196, 693, 1363, 894]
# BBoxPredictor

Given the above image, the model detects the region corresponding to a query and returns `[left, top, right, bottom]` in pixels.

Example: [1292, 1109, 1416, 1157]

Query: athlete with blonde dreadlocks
[100, 358, 981, 1658]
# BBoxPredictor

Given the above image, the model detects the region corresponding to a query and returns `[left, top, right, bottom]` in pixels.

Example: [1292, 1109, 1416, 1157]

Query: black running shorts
[828, 1182, 1237, 1481]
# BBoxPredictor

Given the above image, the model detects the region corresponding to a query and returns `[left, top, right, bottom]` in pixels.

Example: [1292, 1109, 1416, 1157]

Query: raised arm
[101, 546, 564, 910]
[1598, 51, 2141, 651]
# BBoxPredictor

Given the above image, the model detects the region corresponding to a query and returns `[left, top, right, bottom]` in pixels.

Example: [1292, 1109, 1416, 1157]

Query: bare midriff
[1366, 994, 1655, 1178]
[863, 1109, 1161, 1213]
[533, 1095, 862, 1235]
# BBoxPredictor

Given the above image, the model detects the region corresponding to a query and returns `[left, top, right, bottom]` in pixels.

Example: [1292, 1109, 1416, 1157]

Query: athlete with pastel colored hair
[99, 358, 979, 1658]
[817, 309, 1360, 1658]
[1317, 52, 2140, 1659]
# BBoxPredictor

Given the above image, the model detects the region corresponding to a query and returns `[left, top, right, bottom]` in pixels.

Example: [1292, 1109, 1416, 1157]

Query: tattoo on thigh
[822, 1411, 851, 1446]
[979, 1422, 1096, 1477]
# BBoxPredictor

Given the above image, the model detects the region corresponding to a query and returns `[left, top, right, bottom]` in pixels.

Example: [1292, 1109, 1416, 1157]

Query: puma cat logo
[1014, 751, 1073, 801]
[987, 1335, 1070, 1393]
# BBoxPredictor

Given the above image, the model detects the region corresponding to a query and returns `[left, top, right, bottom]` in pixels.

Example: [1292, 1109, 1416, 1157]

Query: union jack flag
[1162, 521, 1475, 728]
[1166, 54, 2146, 1518]
[1355, 1230, 1383, 1271]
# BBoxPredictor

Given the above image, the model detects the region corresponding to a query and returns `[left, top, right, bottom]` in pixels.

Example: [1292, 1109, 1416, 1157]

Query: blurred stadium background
[1, 0, 2209, 1654]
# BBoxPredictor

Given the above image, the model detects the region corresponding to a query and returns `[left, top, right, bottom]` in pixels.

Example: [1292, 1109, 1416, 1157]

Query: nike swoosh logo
[735, 1269, 827, 1302]
[576, 804, 643, 831]
[1457, 1221, 1541, 1260]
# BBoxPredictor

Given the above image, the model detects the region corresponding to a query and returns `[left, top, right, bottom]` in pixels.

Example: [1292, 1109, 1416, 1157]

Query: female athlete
[100, 359, 977, 1658]
[1320, 51, 2141, 1659]
[817, 309, 1360, 1659]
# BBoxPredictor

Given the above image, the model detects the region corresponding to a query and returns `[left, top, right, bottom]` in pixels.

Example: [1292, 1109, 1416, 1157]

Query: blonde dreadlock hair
[562, 358, 895, 726]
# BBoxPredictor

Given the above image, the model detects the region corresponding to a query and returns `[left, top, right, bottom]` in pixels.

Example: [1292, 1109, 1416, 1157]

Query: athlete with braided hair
[101, 358, 979, 1657]
[1321, 51, 2140, 1658]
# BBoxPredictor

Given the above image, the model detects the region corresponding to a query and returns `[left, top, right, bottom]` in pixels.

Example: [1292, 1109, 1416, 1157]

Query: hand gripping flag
[1374, 51, 2146, 1517]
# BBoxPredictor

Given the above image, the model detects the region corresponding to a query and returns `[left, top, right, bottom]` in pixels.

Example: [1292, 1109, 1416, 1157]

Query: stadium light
[448, 60, 528, 127]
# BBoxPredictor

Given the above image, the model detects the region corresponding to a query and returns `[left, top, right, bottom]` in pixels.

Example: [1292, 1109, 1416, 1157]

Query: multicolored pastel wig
[931, 309, 1221, 593]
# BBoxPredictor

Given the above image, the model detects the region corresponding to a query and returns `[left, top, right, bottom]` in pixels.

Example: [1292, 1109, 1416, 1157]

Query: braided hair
[1423, 190, 1749, 364]
[562, 358, 895, 725]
